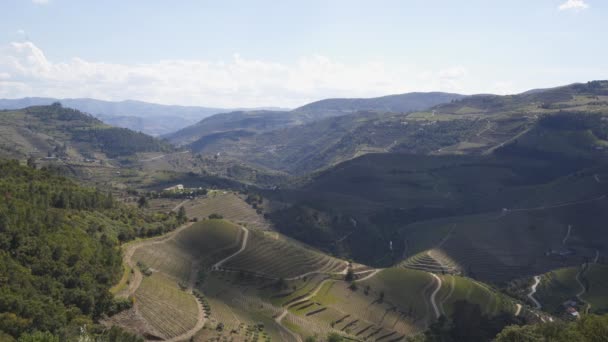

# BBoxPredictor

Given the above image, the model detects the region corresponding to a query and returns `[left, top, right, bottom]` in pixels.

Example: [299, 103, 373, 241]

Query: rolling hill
[258, 85, 608, 277]
[164, 92, 465, 146]
[0, 103, 173, 162]
[0, 97, 288, 136]
[295, 91, 465, 117]
[171, 81, 608, 178]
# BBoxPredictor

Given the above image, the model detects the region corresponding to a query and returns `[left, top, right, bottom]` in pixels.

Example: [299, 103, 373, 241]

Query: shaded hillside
[167, 110, 295, 146]
[165, 92, 465, 146]
[0, 103, 173, 161]
[262, 109, 608, 274]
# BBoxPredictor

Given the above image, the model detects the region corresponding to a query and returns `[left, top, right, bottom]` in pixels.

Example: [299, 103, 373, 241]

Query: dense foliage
[494, 314, 608, 342]
[0, 160, 183, 340]
[408, 301, 523, 342]
[71, 127, 172, 158]
[23, 103, 173, 158]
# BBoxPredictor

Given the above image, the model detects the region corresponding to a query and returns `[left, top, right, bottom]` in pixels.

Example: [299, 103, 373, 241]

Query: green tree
[137, 195, 148, 208]
[177, 206, 187, 223]
[17, 332, 59, 342]
[327, 333, 343, 342]
[344, 268, 354, 282]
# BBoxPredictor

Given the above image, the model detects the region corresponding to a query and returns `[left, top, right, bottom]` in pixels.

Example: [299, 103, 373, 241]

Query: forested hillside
[0, 161, 185, 341]
[0, 103, 173, 161]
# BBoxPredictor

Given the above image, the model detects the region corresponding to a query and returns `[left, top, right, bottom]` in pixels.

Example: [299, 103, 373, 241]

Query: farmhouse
[164, 184, 184, 192]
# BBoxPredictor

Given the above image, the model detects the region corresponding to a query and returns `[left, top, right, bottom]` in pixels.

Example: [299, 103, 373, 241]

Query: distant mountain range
[0, 97, 287, 136]
[164, 92, 466, 145]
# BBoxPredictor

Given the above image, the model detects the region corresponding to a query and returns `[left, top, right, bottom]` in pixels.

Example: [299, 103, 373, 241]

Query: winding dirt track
[575, 265, 591, 314]
[527, 276, 542, 309]
[212, 226, 249, 270]
[429, 274, 442, 319]
[514, 304, 522, 316]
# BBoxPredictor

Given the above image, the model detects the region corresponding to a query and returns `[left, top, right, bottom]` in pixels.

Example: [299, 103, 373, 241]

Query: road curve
[575, 266, 591, 314]
[355, 269, 381, 282]
[514, 304, 522, 316]
[213, 226, 249, 270]
[430, 274, 442, 319]
[527, 276, 542, 309]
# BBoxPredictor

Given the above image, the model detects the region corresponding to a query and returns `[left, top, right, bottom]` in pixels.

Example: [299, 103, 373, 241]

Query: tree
[177, 206, 187, 223]
[208, 213, 223, 219]
[137, 195, 148, 208]
[327, 333, 344, 342]
[27, 157, 37, 169]
[17, 331, 59, 342]
[344, 268, 354, 282]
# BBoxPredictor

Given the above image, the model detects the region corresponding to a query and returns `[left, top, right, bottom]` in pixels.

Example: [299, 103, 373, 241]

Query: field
[535, 267, 581, 313]
[184, 191, 272, 230]
[436, 275, 516, 317]
[133, 219, 242, 281]
[195, 273, 295, 342]
[582, 263, 608, 314]
[223, 229, 345, 279]
[398, 193, 608, 284]
[135, 273, 200, 340]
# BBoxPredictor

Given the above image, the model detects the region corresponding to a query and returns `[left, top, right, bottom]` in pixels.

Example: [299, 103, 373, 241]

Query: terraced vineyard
[135, 273, 200, 340]
[401, 249, 462, 275]
[535, 267, 581, 313]
[133, 219, 242, 282]
[361, 268, 436, 323]
[184, 192, 271, 230]
[435, 275, 516, 317]
[195, 273, 294, 342]
[132, 240, 193, 281]
[223, 230, 345, 279]
[400, 203, 607, 283]
[583, 263, 608, 313]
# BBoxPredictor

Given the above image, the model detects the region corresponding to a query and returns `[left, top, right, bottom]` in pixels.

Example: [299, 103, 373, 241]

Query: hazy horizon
[1, 0, 606, 108]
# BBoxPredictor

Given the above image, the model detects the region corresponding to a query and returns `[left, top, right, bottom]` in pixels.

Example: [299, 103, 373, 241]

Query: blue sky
[0, 0, 606, 107]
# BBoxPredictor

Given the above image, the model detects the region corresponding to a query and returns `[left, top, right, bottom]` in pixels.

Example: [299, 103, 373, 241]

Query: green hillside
[260, 105, 608, 277]
[0, 103, 173, 161]
[0, 160, 182, 340]
[174, 81, 608, 178]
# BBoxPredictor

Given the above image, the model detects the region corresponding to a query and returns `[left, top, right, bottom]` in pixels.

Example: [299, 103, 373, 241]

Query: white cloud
[558, 0, 589, 11]
[0, 41, 479, 107]
[17, 29, 26, 35]
[31, 0, 50, 4]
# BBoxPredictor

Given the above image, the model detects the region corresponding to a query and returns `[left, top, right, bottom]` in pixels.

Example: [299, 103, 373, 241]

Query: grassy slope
[223, 229, 341, 279]
[535, 267, 581, 313]
[133, 219, 242, 280]
[584, 263, 608, 313]
[183, 192, 271, 230]
[135, 273, 199, 339]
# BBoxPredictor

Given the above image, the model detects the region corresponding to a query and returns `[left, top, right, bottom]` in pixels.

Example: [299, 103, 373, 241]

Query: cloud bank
[0, 41, 481, 107]
[558, 0, 589, 11]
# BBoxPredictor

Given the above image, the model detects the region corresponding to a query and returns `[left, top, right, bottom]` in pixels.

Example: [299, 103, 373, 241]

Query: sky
[0, 0, 606, 108]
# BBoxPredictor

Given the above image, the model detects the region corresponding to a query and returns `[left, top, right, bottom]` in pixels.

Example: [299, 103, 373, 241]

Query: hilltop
[169, 81, 608, 178]
[164, 92, 465, 146]
[0, 97, 288, 136]
[0, 103, 173, 162]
